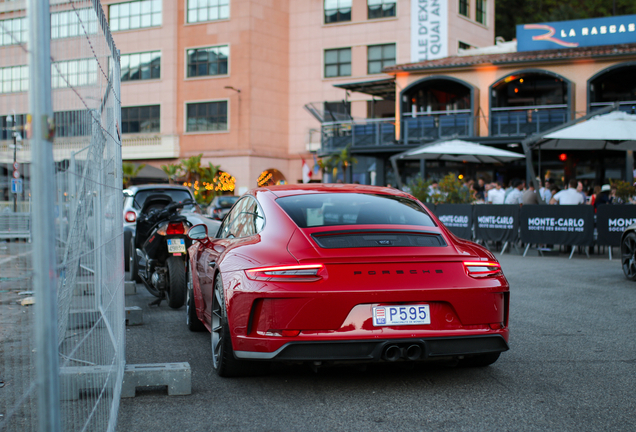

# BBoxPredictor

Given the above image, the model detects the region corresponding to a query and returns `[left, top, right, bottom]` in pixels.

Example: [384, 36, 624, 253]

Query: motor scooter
[132, 194, 195, 308]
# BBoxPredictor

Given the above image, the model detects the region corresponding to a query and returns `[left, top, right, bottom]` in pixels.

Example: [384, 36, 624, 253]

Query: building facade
[0, 0, 495, 197]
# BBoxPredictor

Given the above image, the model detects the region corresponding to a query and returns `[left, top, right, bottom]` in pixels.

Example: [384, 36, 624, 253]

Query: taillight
[125, 211, 136, 223]
[245, 264, 324, 282]
[463, 261, 502, 277]
[166, 222, 186, 235]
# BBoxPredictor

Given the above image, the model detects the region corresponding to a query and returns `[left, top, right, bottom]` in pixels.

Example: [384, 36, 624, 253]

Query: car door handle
[208, 261, 216, 268]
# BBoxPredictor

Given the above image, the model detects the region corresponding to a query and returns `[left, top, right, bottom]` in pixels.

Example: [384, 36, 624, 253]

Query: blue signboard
[517, 15, 636, 52]
[11, 178, 22, 194]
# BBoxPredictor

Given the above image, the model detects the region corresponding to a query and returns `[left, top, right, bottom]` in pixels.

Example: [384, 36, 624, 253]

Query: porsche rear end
[230, 191, 509, 364]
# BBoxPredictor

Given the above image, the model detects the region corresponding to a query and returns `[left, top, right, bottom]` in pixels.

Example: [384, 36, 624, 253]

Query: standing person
[473, 178, 486, 201]
[550, 179, 584, 204]
[540, 178, 553, 203]
[577, 181, 587, 203]
[504, 180, 524, 204]
[595, 184, 612, 208]
[522, 183, 540, 205]
[487, 182, 506, 204]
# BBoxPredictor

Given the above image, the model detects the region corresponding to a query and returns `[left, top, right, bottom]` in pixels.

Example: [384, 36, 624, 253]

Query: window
[120, 51, 161, 81]
[459, 0, 469, 17]
[51, 8, 97, 39]
[324, 48, 351, 78]
[276, 193, 436, 229]
[109, 0, 162, 32]
[0, 17, 27, 46]
[368, 0, 396, 19]
[121, 105, 160, 133]
[323, 101, 351, 121]
[187, 46, 229, 78]
[324, 0, 351, 24]
[51, 59, 98, 89]
[0, 114, 26, 140]
[186, 101, 227, 132]
[218, 197, 264, 239]
[55, 111, 91, 137]
[0, 65, 28, 94]
[367, 43, 395, 75]
[475, 0, 486, 24]
[458, 41, 471, 50]
[187, 0, 229, 23]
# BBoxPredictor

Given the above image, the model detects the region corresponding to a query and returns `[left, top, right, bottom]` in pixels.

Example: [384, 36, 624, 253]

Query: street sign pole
[13, 131, 17, 212]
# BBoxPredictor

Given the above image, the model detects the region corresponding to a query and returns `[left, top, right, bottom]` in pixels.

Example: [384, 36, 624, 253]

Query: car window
[276, 193, 436, 228]
[216, 196, 239, 208]
[132, 189, 194, 210]
[217, 196, 264, 239]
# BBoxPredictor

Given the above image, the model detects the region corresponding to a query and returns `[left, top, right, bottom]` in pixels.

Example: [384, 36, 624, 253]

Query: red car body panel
[189, 184, 510, 361]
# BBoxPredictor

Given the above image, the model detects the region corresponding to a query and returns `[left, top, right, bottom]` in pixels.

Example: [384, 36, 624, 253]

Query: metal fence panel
[0, 1, 123, 431]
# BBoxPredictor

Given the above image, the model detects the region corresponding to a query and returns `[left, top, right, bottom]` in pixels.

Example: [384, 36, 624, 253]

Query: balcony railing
[490, 105, 569, 137]
[319, 105, 575, 152]
[590, 101, 636, 114]
[321, 118, 397, 151]
[403, 110, 472, 144]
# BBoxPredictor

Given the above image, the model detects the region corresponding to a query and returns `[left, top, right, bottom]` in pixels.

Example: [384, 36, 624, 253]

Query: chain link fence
[0, 1, 123, 431]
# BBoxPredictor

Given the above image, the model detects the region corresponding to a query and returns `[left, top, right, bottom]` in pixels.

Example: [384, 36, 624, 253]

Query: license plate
[373, 304, 431, 326]
[167, 238, 186, 253]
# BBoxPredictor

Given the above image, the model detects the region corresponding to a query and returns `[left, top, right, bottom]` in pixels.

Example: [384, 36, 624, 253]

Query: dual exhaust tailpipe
[383, 344, 424, 362]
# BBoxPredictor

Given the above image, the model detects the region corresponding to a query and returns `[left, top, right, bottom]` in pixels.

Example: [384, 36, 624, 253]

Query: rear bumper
[234, 334, 509, 362]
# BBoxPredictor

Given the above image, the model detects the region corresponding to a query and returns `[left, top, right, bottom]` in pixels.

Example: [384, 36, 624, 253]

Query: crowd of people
[427, 177, 624, 208]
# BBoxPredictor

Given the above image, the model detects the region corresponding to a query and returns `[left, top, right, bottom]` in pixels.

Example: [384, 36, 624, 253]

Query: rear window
[216, 196, 239, 208]
[276, 193, 436, 228]
[132, 189, 194, 210]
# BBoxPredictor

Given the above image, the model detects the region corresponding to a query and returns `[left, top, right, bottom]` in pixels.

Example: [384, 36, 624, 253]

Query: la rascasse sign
[517, 15, 636, 52]
[411, 0, 448, 62]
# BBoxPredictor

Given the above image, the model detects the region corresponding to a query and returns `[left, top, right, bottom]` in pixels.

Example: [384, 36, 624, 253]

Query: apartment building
[100, 0, 494, 192]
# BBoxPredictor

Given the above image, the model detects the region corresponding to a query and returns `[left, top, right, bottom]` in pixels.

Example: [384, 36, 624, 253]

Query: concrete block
[124, 281, 136, 295]
[125, 306, 143, 326]
[121, 363, 191, 398]
[59, 365, 115, 401]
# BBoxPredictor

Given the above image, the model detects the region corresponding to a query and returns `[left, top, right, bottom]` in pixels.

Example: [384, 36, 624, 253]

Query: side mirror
[187, 224, 208, 240]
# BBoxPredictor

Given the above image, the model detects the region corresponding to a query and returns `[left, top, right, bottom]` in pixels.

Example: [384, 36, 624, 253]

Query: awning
[333, 77, 396, 100]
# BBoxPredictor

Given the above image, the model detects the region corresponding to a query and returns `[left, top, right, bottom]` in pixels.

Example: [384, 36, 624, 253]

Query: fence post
[27, 0, 61, 431]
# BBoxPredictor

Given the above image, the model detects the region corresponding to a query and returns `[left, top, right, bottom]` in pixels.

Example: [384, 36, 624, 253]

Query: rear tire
[126, 238, 141, 283]
[166, 256, 186, 309]
[621, 232, 636, 281]
[458, 352, 501, 367]
[211, 274, 268, 377]
[186, 263, 205, 332]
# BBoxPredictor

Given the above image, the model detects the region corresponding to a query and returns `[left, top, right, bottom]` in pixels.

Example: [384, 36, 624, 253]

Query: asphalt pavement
[117, 250, 636, 432]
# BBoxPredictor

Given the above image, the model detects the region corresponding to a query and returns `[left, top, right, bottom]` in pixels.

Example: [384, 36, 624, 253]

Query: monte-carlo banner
[517, 15, 636, 52]
[411, 0, 448, 62]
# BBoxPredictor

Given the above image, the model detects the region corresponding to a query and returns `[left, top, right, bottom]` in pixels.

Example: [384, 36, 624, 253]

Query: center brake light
[166, 222, 186, 235]
[463, 261, 502, 277]
[245, 264, 324, 282]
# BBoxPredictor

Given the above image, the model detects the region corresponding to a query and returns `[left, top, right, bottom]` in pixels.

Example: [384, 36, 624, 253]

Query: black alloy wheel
[186, 263, 205, 331]
[622, 232, 636, 281]
[211, 275, 268, 377]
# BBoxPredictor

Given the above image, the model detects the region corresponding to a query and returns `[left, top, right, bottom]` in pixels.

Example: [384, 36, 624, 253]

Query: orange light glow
[559, 153, 567, 161]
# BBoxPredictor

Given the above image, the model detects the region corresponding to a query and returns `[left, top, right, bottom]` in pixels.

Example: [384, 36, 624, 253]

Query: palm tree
[332, 145, 357, 183]
[161, 163, 182, 184]
[180, 154, 203, 185]
[200, 162, 221, 204]
[122, 162, 145, 188]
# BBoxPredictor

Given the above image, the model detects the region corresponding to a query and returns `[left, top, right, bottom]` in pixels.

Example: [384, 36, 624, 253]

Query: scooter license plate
[167, 238, 186, 253]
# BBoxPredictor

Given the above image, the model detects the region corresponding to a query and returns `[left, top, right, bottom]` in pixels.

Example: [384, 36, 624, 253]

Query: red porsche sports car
[186, 184, 509, 377]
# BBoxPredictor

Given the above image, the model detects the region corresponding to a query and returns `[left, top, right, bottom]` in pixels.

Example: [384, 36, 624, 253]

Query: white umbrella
[396, 139, 525, 163]
[541, 111, 636, 150]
